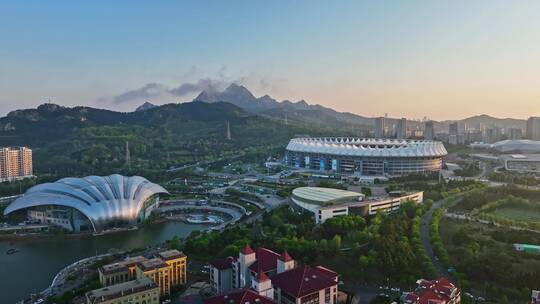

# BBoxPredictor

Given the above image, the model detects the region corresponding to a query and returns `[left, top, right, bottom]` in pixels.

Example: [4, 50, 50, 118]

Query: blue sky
[1, 1, 539, 119]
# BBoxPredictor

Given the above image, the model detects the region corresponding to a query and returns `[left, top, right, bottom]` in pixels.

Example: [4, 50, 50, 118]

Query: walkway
[419, 198, 451, 279]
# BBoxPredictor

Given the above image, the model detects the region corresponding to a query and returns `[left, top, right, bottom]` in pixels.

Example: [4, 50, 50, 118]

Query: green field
[490, 207, 540, 223]
[440, 217, 540, 301]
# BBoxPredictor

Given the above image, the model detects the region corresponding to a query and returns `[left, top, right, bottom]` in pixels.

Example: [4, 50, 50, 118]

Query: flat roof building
[85, 277, 159, 304]
[513, 243, 540, 254]
[500, 154, 540, 173]
[291, 187, 423, 223]
[99, 249, 187, 297]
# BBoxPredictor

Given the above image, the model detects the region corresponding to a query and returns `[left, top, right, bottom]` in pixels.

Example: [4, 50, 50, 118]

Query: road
[419, 199, 451, 280]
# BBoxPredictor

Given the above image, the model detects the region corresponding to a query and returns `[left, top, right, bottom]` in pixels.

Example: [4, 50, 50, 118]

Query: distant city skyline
[1, 1, 540, 120]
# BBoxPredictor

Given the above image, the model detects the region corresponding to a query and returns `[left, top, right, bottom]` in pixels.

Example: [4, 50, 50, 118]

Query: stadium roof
[292, 187, 363, 206]
[286, 137, 447, 158]
[490, 140, 540, 153]
[3, 174, 168, 232]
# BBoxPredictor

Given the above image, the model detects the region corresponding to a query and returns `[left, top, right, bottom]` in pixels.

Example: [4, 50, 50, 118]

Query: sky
[1, 0, 540, 120]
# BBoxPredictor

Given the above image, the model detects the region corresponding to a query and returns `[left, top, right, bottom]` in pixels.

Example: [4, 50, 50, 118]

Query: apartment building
[98, 250, 187, 297]
[85, 277, 159, 304]
[0, 146, 33, 182]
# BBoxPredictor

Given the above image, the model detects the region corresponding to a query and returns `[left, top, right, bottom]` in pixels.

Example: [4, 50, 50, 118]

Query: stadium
[3, 174, 168, 233]
[285, 137, 447, 176]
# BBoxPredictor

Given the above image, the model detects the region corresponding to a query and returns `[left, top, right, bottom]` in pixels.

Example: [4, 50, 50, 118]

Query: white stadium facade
[285, 137, 447, 177]
[3, 174, 168, 233]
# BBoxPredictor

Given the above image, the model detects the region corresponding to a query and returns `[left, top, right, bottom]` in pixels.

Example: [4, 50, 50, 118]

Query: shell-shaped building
[285, 137, 447, 176]
[3, 174, 169, 232]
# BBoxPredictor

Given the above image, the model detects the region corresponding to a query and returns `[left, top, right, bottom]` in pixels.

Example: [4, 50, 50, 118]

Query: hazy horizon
[1, 1, 540, 120]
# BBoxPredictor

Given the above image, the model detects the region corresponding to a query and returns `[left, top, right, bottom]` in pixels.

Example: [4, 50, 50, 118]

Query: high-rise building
[449, 122, 459, 136]
[484, 127, 502, 144]
[526, 117, 540, 140]
[424, 121, 435, 140]
[0, 147, 33, 182]
[448, 122, 461, 145]
[374, 117, 385, 138]
[508, 128, 523, 140]
[396, 118, 407, 139]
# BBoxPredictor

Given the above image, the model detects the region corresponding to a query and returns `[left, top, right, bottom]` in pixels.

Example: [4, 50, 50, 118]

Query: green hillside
[0, 101, 350, 181]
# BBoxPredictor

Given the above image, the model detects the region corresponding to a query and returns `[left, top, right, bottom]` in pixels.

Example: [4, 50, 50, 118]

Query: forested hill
[0, 101, 253, 144]
[0, 101, 346, 178]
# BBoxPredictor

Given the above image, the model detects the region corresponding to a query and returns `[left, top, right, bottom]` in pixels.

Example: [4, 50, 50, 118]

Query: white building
[291, 187, 424, 224]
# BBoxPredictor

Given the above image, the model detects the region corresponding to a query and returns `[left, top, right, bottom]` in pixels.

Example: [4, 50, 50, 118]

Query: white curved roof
[286, 137, 447, 158]
[491, 139, 540, 153]
[4, 174, 168, 232]
[292, 187, 362, 204]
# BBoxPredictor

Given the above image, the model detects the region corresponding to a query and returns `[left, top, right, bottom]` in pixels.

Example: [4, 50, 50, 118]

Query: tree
[169, 235, 181, 250]
[330, 235, 342, 252]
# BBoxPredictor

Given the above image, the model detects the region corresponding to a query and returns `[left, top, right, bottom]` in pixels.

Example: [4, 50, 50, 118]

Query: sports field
[489, 207, 540, 223]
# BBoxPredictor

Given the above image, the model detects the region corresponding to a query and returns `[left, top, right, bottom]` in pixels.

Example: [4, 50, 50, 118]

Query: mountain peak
[135, 101, 157, 112]
[193, 82, 256, 104]
[222, 83, 256, 99]
[37, 103, 65, 112]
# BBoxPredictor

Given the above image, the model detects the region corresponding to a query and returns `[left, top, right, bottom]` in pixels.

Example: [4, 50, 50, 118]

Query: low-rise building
[514, 243, 540, 254]
[500, 154, 540, 173]
[85, 277, 159, 304]
[291, 187, 424, 223]
[98, 250, 187, 297]
[402, 277, 460, 304]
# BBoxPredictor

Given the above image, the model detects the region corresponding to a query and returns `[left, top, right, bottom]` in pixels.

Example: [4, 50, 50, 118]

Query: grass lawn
[489, 207, 540, 223]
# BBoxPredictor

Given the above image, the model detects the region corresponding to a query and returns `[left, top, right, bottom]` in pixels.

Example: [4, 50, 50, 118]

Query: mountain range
[190, 83, 527, 132]
[0, 84, 528, 146]
[193, 83, 373, 129]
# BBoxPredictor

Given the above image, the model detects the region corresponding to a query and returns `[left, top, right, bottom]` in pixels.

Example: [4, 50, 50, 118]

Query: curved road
[420, 199, 451, 280]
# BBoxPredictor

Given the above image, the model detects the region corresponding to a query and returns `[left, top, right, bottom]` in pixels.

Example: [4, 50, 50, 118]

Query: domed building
[3, 174, 168, 233]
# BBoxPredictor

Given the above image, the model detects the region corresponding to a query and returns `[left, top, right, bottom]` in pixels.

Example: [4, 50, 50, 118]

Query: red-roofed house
[208, 246, 338, 304]
[402, 277, 461, 304]
[271, 265, 338, 304]
[205, 288, 276, 304]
